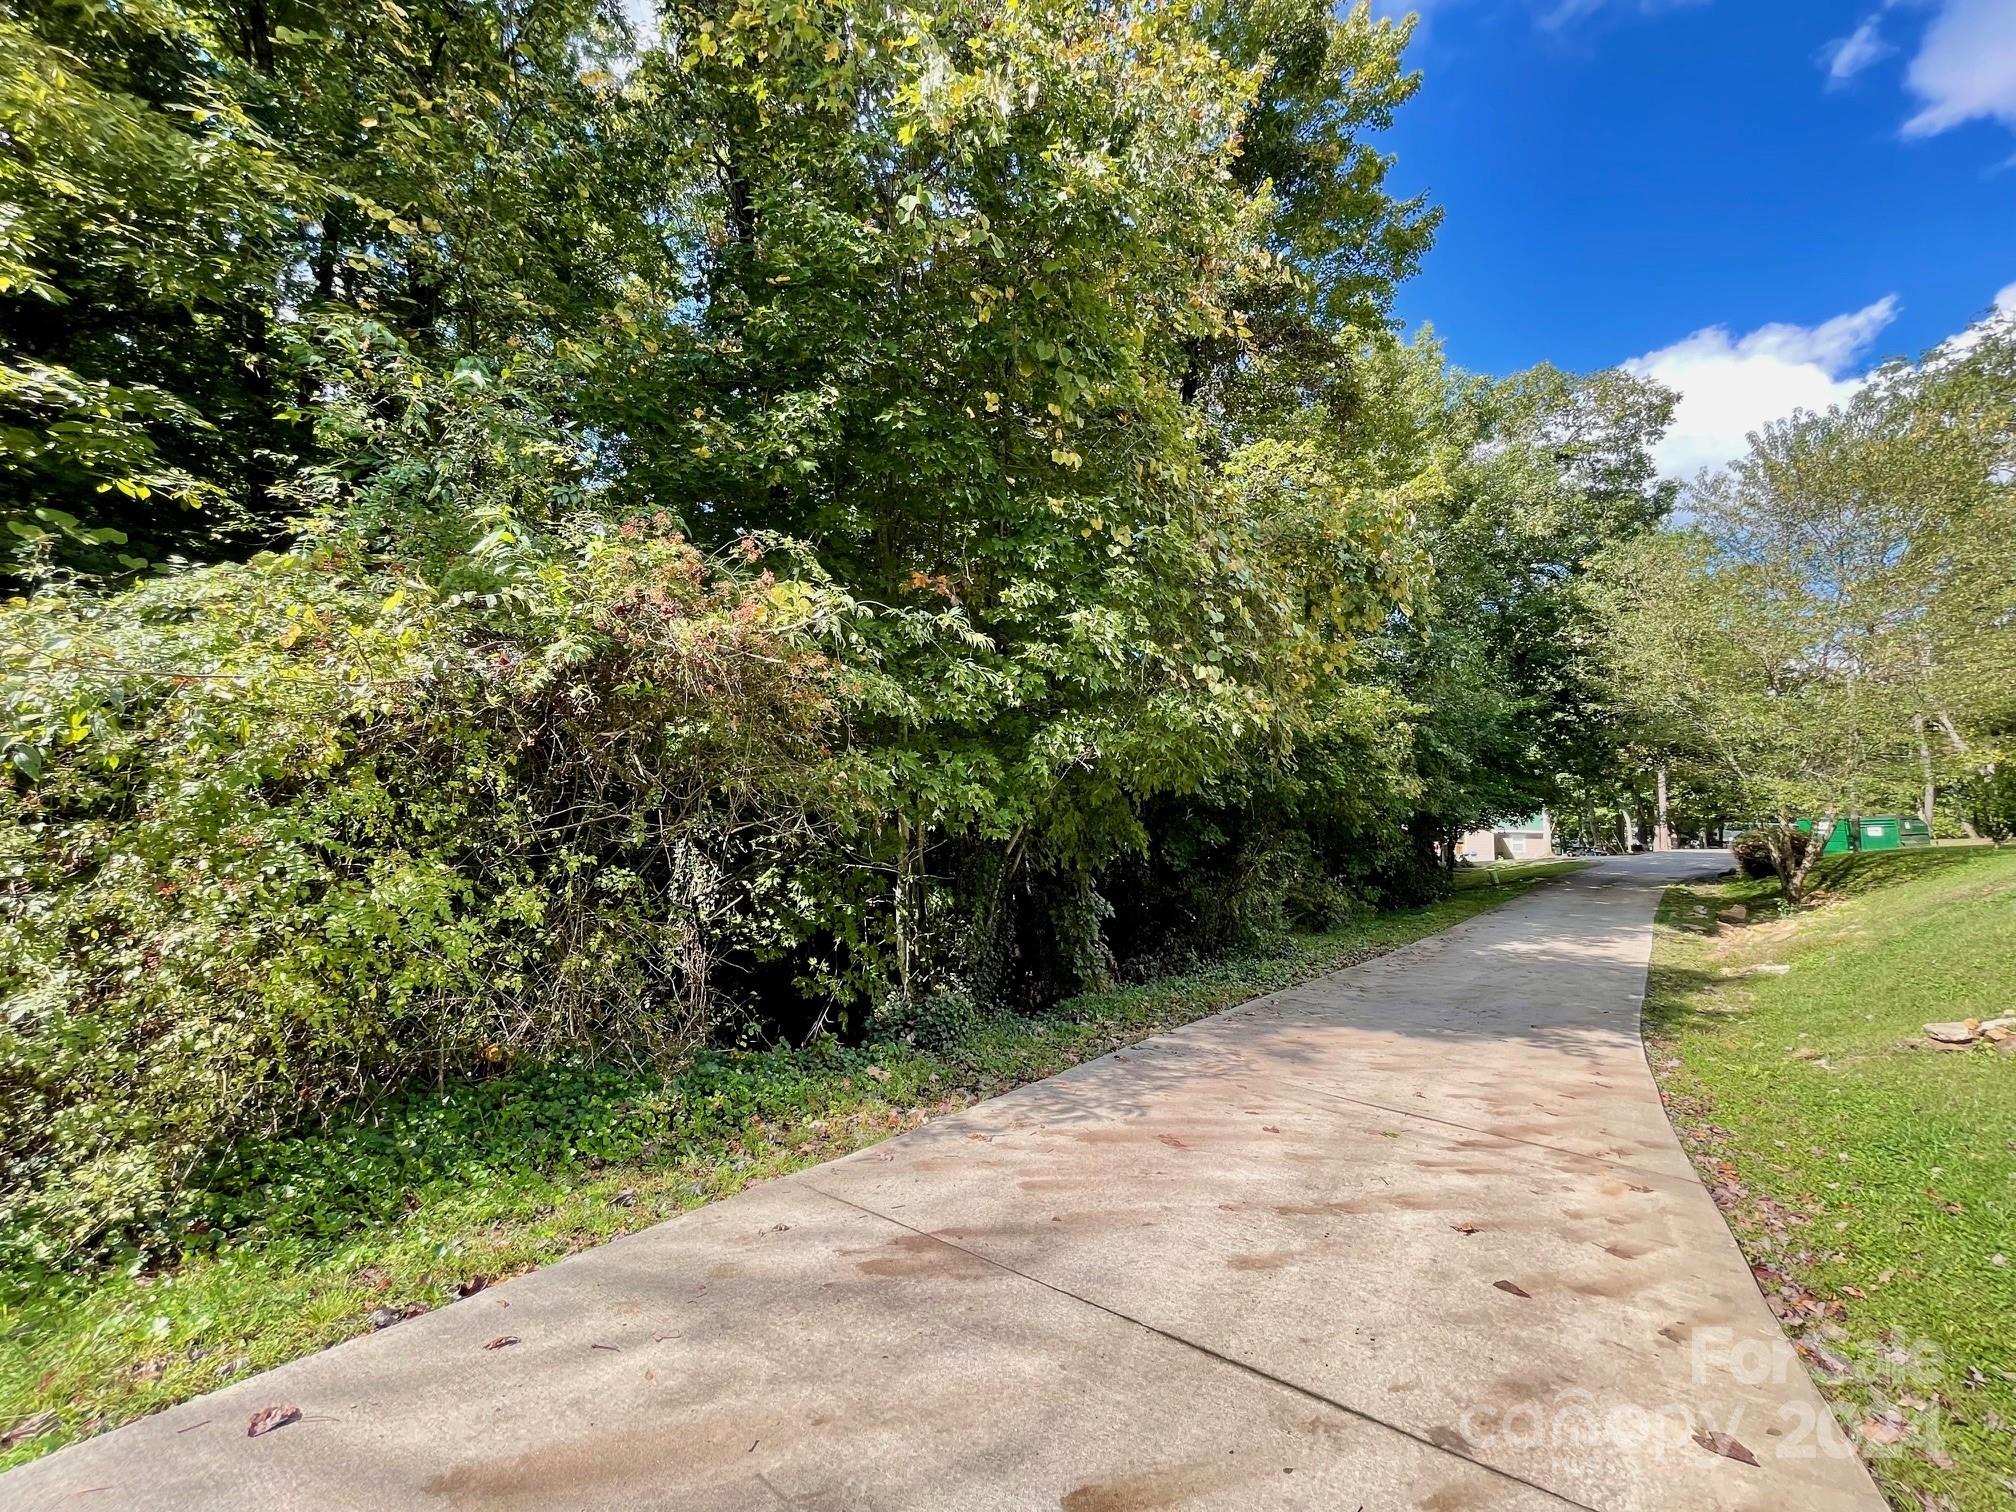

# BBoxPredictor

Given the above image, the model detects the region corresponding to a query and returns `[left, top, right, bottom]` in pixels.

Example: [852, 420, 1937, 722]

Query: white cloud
[1895, 0, 2016, 137]
[1821, 16, 1893, 86]
[1622, 297, 1901, 480]
[1533, 0, 1706, 30]
[1537, 0, 1606, 27]
[1382, 0, 1706, 35]
[1372, 0, 1458, 34]
[1931, 282, 2016, 361]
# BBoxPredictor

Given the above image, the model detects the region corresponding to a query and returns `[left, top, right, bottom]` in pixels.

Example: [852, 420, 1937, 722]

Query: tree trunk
[1405, 811, 1443, 879]
[1778, 811, 1835, 904]
[1655, 766, 1672, 852]
[1935, 711, 1969, 754]
[1178, 336, 1207, 406]
[1915, 715, 1936, 826]
[239, 0, 277, 73]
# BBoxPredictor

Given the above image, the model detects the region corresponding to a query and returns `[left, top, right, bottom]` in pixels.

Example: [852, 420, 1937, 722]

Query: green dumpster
[1794, 816, 1853, 854]
[1794, 815, 1931, 853]
[1855, 817, 1903, 851]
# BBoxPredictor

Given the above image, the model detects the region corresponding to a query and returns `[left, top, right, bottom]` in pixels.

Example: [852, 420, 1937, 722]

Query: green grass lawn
[1450, 856, 1590, 890]
[1645, 846, 2016, 1511]
[0, 876, 1567, 1470]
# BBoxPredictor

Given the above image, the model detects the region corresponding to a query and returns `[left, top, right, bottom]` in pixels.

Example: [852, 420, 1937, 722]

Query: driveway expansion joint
[801, 1180, 1599, 1512]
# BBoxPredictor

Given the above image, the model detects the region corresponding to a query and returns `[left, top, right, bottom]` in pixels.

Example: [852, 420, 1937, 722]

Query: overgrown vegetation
[1646, 848, 2016, 1510]
[0, 878, 1549, 1468]
[7, 0, 2008, 1481]
[1602, 325, 2016, 898]
[2, 0, 1677, 1275]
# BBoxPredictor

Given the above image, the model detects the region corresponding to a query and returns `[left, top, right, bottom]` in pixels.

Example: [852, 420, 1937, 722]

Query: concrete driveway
[2, 854, 1885, 1511]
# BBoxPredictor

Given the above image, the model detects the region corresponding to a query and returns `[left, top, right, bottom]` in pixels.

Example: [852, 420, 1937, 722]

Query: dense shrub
[1959, 763, 2016, 844]
[1731, 827, 1811, 881]
[0, 520, 845, 1270]
[869, 988, 996, 1052]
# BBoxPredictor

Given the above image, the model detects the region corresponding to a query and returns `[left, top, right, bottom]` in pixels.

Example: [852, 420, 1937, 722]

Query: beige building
[1457, 812, 1554, 863]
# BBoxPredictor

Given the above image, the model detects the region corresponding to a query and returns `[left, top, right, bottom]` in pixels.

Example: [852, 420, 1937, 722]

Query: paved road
[4, 855, 1885, 1511]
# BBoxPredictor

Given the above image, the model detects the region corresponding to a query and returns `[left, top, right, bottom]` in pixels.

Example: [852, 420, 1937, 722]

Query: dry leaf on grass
[1, 1411, 58, 1450]
[1858, 1415, 1907, 1445]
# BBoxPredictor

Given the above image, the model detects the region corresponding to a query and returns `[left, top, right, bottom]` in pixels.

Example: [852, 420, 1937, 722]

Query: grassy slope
[0, 868, 1579, 1469]
[1645, 847, 2016, 1511]
[1451, 857, 1587, 890]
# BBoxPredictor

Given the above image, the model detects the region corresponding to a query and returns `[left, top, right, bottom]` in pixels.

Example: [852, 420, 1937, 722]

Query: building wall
[1457, 813, 1553, 863]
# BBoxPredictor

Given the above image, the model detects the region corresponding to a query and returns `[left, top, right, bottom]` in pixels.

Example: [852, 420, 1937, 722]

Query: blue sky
[1376, 0, 2016, 474]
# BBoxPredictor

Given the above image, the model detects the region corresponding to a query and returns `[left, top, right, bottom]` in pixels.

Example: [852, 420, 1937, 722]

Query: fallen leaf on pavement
[1451, 1223, 1480, 1235]
[1492, 1280, 1531, 1298]
[246, 1405, 301, 1439]
[483, 1336, 519, 1350]
[1692, 1429, 1758, 1466]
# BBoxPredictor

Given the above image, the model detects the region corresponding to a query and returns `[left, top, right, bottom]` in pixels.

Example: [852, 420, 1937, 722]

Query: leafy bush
[870, 988, 994, 1053]
[1958, 763, 2016, 844]
[1731, 827, 1811, 881]
[0, 514, 844, 1271]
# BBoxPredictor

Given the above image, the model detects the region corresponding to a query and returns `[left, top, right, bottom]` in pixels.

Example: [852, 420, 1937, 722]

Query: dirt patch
[1060, 1460, 1251, 1511]
[845, 1233, 993, 1281]
[1226, 1249, 1309, 1272]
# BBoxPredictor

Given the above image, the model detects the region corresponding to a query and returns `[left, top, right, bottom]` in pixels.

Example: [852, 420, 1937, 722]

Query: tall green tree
[1345, 338, 1676, 870]
[2, 2, 301, 570]
[1599, 316, 2016, 896]
[560, 0, 1443, 1000]
[0, 0, 1695, 1265]
[1, 0, 657, 575]
[1859, 318, 2016, 831]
